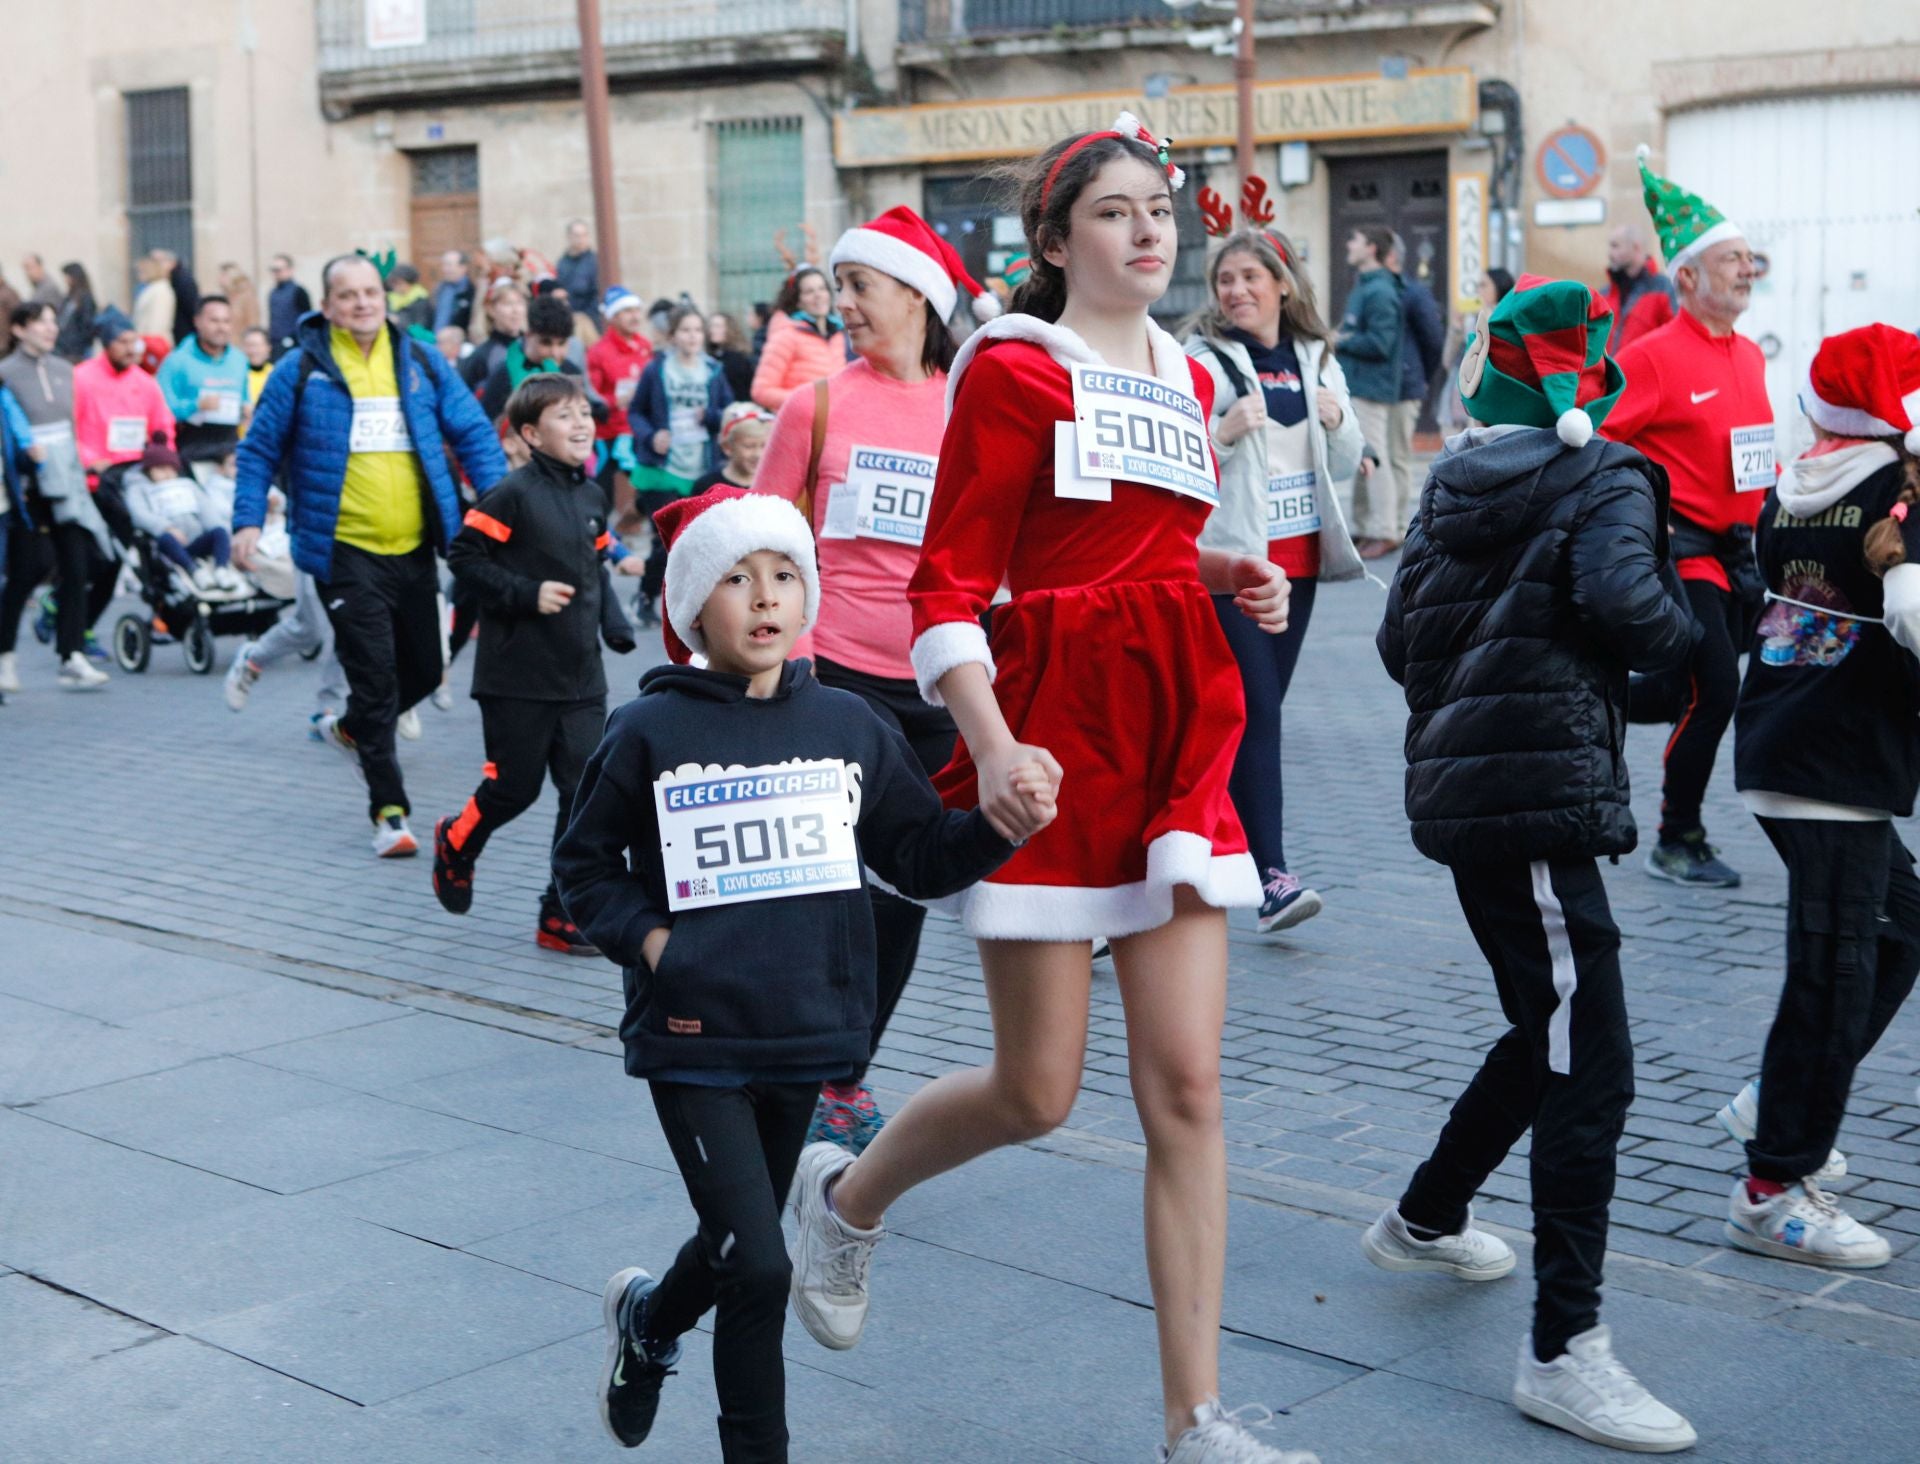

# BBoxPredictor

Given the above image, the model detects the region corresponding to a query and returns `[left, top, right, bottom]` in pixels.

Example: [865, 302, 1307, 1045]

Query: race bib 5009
[654, 758, 862, 912]
[1068, 363, 1217, 506]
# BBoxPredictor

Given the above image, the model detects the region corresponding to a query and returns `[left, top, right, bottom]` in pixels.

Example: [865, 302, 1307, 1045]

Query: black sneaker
[1646, 832, 1741, 888]
[431, 817, 475, 914]
[635, 596, 660, 630]
[538, 903, 600, 956]
[599, 1267, 679, 1448]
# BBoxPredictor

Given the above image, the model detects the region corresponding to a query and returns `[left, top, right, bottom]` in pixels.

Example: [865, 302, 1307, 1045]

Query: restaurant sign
[835, 69, 1476, 169]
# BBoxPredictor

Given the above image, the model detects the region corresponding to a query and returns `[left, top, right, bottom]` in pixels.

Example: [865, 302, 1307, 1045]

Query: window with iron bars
[713, 118, 806, 319]
[126, 87, 192, 299]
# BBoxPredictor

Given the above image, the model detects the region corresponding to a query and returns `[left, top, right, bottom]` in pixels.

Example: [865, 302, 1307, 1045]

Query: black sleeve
[1376, 520, 1422, 686]
[551, 720, 670, 964]
[479, 365, 512, 424]
[1569, 468, 1695, 675]
[446, 484, 542, 616]
[856, 720, 1015, 900]
[599, 564, 635, 653]
[1412, 290, 1447, 379]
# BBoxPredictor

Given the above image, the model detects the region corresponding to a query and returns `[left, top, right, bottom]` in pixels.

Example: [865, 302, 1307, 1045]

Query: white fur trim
[1803, 362, 1903, 441]
[663, 494, 820, 656]
[946, 314, 1195, 416]
[909, 619, 995, 706]
[972, 290, 1002, 322]
[830, 227, 957, 323]
[1667, 217, 1744, 272]
[926, 832, 1260, 941]
[1556, 408, 1594, 448]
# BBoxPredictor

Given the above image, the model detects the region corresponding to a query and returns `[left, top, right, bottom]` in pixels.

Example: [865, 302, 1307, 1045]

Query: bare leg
[829, 938, 1091, 1229]
[1111, 886, 1230, 1447]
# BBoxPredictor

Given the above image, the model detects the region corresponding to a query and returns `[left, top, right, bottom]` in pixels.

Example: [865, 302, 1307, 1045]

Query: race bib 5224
[654, 758, 862, 912]
[349, 396, 412, 455]
[1068, 363, 1217, 506]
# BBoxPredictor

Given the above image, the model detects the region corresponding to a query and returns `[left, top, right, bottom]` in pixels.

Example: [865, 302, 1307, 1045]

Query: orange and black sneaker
[537, 901, 599, 956]
[431, 817, 475, 914]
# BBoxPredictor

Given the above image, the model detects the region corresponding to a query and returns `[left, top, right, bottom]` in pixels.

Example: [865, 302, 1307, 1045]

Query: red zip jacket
[587, 327, 653, 440]
[1608, 309, 1773, 589]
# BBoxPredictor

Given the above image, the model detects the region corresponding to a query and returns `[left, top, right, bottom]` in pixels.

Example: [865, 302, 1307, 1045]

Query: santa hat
[652, 486, 820, 665]
[829, 206, 1002, 325]
[717, 401, 774, 452]
[601, 285, 643, 319]
[1457, 274, 1625, 448]
[1802, 324, 1920, 454]
[1636, 145, 1744, 272]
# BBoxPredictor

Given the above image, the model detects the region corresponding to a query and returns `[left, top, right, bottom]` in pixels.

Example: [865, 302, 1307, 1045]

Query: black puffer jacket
[1378, 426, 1694, 864]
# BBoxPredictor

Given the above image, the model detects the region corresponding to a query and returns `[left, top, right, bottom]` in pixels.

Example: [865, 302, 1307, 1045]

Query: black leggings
[634, 489, 680, 603]
[0, 520, 95, 658]
[815, 655, 958, 1085]
[1212, 577, 1318, 877]
[645, 1079, 819, 1463]
[1658, 578, 1743, 841]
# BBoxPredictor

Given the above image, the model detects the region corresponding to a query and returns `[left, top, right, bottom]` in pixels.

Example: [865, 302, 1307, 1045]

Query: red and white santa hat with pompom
[1803, 323, 1920, 454]
[829, 205, 1002, 325]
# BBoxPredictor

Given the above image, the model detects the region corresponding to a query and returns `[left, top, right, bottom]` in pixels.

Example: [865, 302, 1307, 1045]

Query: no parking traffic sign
[1535, 125, 1606, 200]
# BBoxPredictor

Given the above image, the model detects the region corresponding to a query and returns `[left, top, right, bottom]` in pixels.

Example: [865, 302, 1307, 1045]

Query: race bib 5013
[654, 758, 862, 912]
[1068, 363, 1217, 506]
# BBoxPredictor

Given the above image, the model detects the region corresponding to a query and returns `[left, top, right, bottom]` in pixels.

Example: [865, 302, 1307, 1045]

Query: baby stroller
[110, 527, 293, 675]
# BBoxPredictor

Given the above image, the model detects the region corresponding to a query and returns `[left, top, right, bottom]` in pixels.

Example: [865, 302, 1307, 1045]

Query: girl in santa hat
[787, 122, 1319, 1464]
[752, 204, 1002, 1155]
[1719, 322, 1920, 1274]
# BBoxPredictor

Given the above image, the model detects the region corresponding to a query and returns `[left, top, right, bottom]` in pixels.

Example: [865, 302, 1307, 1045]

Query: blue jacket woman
[627, 308, 733, 479]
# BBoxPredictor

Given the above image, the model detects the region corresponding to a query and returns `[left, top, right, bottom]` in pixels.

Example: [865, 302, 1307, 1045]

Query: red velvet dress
[907, 317, 1261, 940]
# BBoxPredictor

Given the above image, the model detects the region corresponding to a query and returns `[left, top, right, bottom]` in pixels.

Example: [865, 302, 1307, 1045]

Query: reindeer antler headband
[1041, 112, 1186, 209]
[1198, 177, 1291, 265]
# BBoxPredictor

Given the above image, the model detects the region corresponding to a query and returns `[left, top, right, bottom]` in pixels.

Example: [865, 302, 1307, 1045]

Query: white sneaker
[1716, 1078, 1845, 1180]
[397, 707, 423, 741]
[1726, 1178, 1891, 1269]
[0, 652, 18, 693]
[316, 713, 363, 774]
[431, 684, 454, 711]
[57, 652, 108, 689]
[1513, 1326, 1696, 1453]
[1362, 1204, 1516, 1281]
[224, 643, 261, 710]
[215, 565, 245, 593]
[191, 563, 218, 593]
[788, 1140, 881, 1351]
[1160, 1398, 1320, 1464]
[371, 812, 419, 858]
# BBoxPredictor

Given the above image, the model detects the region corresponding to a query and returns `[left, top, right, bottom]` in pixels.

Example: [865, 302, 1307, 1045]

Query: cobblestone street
[3, 566, 1918, 1462]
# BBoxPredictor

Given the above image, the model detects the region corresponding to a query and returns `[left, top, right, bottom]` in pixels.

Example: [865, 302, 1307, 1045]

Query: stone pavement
[2, 569, 1918, 1462]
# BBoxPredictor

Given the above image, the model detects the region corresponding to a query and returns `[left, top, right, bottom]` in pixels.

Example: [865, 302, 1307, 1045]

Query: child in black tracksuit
[1719, 324, 1920, 1272]
[1373, 279, 1699, 1452]
[432, 374, 634, 953]
[551, 484, 1051, 1462]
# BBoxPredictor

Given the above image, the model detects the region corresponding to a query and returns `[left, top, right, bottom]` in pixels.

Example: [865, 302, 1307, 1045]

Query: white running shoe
[371, 812, 419, 858]
[1362, 1204, 1516, 1281]
[788, 1141, 881, 1351]
[1160, 1398, 1321, 1464]
[397, 707, 423, 741]
[224, 643, 261, 710]
[0, 652, 18, 693]
[57, 652, 108, 690]
[1513, 1326, 1696, 1453]
[215, 565, 245, 593]
[191, 563, 218, 593]
[316, 712, 362, 773]
[431, 684, 454, 711]
[1725, 1178, 1891, 1269]
[1715, 1078, 1845, 1181]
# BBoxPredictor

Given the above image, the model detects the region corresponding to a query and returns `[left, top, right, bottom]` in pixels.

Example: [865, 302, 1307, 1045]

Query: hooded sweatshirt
[1734, 440, 1920, 817]
[551, 659, 1014, 1079]
[73, 352, 175, 468]
[1378, 424, 1694, 864]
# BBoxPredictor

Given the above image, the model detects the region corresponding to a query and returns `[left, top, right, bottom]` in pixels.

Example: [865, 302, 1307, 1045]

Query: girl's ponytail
[1863, 443, 1920, 576]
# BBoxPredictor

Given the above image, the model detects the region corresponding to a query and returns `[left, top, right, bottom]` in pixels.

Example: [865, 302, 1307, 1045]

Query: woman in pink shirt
[754, 206, 1001, 1151]
[748, 266, 848, 411]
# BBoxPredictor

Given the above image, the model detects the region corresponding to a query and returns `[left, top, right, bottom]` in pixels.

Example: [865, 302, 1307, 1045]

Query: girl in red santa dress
[788, 119, 1319, 1464]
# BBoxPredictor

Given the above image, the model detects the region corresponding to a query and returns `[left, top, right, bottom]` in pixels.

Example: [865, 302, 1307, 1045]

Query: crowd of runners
[2, 121, 1917, 1463]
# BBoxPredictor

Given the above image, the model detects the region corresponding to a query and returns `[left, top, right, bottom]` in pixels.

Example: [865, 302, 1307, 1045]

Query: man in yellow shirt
[233, 254, 505, 856]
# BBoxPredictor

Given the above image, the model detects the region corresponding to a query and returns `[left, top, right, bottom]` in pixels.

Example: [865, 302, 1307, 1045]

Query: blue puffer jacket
[0, 384, 35, 527]
[233, 313, 506, 579]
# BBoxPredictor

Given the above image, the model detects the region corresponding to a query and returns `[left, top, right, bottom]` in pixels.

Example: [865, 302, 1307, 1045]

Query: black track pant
[644, 1079, 819, 1464]
[0, 521, 95, 658]
[1398, 857, 1634, 1362]
[446, 695, 604, 911]
[1657, 578, 1743, 842]
[815, 655, 958, 1084]
[1748, 818, 1920, 1183]
[634, 488, 680, 603]
[316, 542, 442, 821]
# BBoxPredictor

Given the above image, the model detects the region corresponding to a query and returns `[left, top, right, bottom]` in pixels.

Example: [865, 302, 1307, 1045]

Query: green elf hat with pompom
[1635, 144, 1744, 270]
[1456, 274, 1625, 448]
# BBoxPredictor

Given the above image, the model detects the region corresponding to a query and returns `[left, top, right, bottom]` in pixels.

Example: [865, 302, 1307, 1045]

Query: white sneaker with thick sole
[317, 713, 362, 772]
[0, 652, 18, 693]
[788, 1141, 881, 1351]
[1513, 1326, 1696, 1453]
[1160, 1398, 1320, 1464]
[431, 684, 454, 711]
[224, 642, 261, 711]
[1716, 1078, 1845, 1180]
[1725, 1178, 1891, 1269]
[57, 652, 108, 689]
[1362, 1204, 1516, 1280]
[371, 813, 418, 858]
[397, 707, 423, 741]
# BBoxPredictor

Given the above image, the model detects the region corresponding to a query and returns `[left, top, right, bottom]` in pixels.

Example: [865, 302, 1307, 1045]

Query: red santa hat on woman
[828, 206, 1002, 325]
[651, 486, 820, 665]
[1803, 323, 1920, 454]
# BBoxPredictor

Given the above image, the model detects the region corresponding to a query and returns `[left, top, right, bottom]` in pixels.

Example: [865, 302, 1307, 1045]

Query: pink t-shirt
[753, 357, 946, 682]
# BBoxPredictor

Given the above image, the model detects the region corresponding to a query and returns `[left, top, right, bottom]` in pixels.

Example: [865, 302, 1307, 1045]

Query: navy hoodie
[553, 659, 1014, 1079]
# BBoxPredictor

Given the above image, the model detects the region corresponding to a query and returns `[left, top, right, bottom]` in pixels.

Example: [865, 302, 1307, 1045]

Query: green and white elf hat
[1456, 275, 1626, 448]
[1635, 144, 1744, 270]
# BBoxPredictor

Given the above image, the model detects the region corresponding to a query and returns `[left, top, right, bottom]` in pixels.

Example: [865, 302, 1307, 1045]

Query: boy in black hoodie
[1372, 278, 1699, 1454]
[431, 374, 634, 953]
[552, 484, 1055, 1460]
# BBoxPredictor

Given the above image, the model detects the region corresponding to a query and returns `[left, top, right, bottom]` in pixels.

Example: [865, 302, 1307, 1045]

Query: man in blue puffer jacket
[234, 253, 506, 857]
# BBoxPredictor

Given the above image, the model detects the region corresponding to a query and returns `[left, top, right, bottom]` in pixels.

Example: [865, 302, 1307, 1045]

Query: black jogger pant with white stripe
[1397, 857, 1634, 1362]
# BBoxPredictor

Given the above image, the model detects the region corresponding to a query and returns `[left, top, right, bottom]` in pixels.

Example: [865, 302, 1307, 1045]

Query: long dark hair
[774, 266, 830, 328]
[1001, 132, 1169, 323]
[1861, 445, 1920, 576]
[61, 262, 92, 301]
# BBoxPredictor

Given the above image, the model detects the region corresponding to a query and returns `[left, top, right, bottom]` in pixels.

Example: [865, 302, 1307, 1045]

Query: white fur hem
[1667, 218, 1744, 272]
[663, 493, 819, 656]
[915, 833, 1260, 941]
[909, 620, 995, 706]
[830, 227, 958, 323]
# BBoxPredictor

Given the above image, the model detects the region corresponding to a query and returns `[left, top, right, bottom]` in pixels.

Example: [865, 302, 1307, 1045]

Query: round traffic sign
[1535, 125, 1607, 200]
